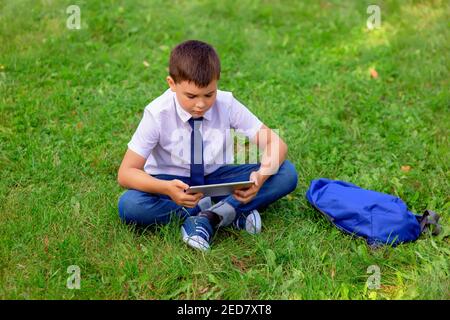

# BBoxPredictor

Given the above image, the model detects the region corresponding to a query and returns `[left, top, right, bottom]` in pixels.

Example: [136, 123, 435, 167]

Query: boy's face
[167, 77, 217, 119]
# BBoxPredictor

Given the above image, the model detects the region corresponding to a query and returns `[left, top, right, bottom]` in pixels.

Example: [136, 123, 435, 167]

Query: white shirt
[128, 88, 263, 177]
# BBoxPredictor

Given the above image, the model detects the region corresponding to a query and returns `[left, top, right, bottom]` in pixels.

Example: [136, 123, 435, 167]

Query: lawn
[0, 0, 448, 299]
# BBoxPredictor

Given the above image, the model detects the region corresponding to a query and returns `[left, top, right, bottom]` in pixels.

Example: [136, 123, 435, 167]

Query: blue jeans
[118, 160, 298, 226]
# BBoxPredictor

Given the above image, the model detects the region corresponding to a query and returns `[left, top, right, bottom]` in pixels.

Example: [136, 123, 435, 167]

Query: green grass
[0, 0, 449, 299]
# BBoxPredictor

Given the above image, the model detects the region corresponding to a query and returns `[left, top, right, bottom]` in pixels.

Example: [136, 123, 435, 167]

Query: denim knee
[278, 160, 298, 194]
[118, 190, 134, 222]
[117, 189, 194, 226]
[118, 189, 150, 224]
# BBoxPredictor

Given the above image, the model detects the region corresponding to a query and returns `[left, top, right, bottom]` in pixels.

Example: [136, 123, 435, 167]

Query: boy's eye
[187, 94, 212, 99]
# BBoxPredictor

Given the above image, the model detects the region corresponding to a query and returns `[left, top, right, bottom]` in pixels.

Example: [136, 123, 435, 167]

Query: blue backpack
[305, 178, 441, 247]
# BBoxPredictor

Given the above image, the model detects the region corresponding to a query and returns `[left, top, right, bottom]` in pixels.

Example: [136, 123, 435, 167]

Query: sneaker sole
[246, 210, 262, 234]
[181, 226, 210, 251]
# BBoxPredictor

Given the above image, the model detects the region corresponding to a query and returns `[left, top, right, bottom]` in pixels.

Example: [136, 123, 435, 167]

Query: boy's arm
[253, 124, 288, 182]
[117, 149, 169, 194]
[117, 149, 203, 208]
[228, 95, 287, 182]
[233, 124, 288, 203]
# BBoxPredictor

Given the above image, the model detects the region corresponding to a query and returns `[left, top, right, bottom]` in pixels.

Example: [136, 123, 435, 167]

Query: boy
[117, 40, 297, 251]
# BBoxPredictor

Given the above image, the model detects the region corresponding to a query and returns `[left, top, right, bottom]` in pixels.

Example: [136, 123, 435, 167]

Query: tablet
[185, 181, 255, 197]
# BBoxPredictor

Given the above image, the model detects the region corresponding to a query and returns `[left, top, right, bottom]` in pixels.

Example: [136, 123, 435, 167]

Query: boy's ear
[166, 76, 176, 92]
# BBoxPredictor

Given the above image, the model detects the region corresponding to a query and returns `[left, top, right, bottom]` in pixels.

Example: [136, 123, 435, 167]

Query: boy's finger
[235, 194, 250, 202]
[184, 193, 202, 203]
[241, 191, 256, 201]
[183, 194, 201, 202]
[237, 192, 247, 199]
[237, 197, 249, 204]
[183, 199, 198, 205]
[250, 177, 259, 187]
[239, 189, 254, 198]
[185, 192, 202, 199]
[186, 199, 201, 207]
[175, 180, 189, 190]
[232, 191, 242, 198]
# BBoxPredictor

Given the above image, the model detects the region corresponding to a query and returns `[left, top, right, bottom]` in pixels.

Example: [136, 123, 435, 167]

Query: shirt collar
[203, 104, 213, 121]
[173, 93, 213, 122]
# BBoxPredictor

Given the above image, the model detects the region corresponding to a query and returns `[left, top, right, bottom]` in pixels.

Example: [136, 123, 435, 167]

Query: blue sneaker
[232, 210, 262, 234]
[181, 215, 215, 251]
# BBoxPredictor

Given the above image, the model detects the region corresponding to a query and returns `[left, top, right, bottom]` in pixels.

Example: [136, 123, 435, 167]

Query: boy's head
[166, 40, 221, 118]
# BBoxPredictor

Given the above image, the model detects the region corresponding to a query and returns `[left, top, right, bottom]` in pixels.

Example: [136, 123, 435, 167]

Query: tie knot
[188, 117, 203, 129]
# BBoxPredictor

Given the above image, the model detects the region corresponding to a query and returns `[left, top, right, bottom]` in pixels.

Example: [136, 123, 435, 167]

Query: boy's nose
[195, 102, 206, 109]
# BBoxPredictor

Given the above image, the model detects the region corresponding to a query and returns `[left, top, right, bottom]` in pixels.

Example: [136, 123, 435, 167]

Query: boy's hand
[233, 171, 264, 204]
[167, 179, 203, 208]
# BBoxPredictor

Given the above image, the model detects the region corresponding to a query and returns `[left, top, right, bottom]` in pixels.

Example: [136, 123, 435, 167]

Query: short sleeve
[229, 95, 263, 139]
[127, 108, 159, 159]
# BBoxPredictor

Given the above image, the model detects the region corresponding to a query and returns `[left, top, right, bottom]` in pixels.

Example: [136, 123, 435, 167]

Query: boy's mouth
[192, 111, 205, 117]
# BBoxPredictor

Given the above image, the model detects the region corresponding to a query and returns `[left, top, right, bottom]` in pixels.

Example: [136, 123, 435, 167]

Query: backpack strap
[419, 210, 441, 236]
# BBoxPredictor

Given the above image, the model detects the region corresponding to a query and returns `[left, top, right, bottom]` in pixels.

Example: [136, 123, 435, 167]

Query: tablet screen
[185, 181, 254, 197]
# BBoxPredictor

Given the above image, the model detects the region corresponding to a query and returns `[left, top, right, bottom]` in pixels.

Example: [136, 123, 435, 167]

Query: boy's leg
[205, 160, 298, 223]
[118, 175, 208, 227]
[175, 161, 297, 251]
[118, 189, 201, 226]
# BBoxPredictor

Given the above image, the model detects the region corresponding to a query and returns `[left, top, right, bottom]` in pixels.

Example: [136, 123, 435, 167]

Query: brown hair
[169, 40, 221, 87]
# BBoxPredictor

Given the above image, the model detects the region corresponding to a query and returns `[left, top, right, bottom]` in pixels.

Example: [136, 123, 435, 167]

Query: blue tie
[189, 117, 205, 186]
